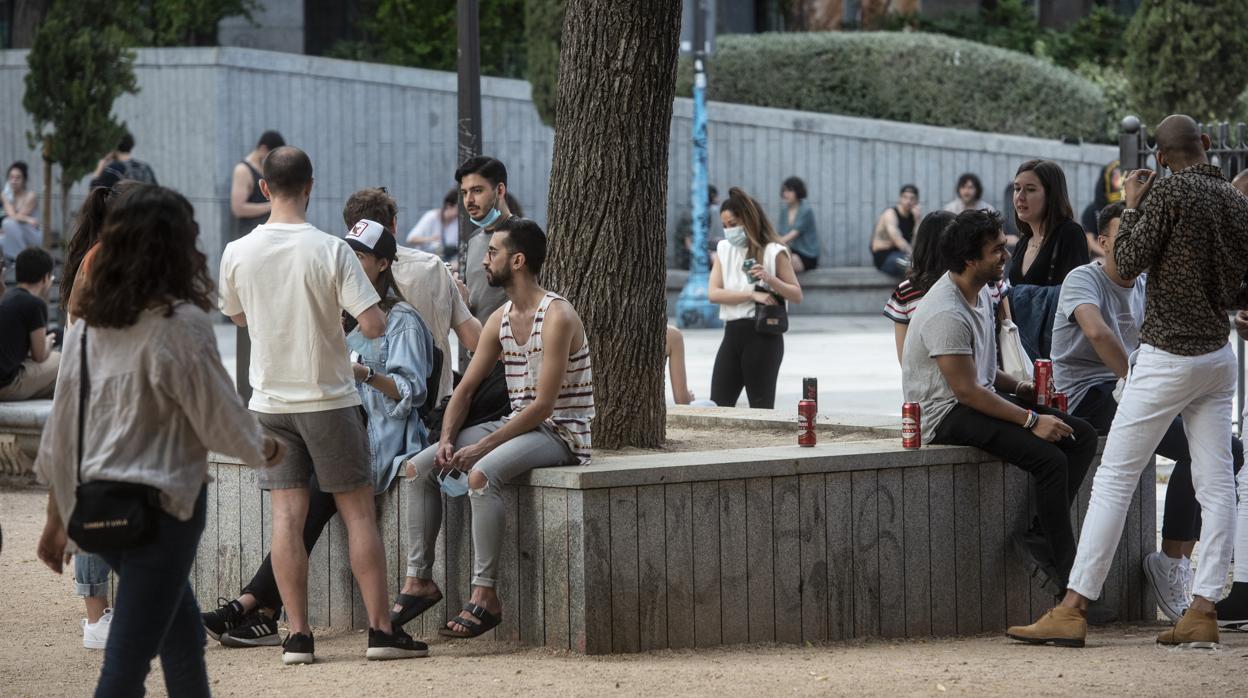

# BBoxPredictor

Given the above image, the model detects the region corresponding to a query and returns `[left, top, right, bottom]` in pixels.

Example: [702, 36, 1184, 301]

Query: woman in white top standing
[707, 187, 803, 408]
[34, 185, 284, 697]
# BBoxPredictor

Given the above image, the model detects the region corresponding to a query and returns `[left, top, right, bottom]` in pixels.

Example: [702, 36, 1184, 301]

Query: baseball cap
[345, 218, 398, 261]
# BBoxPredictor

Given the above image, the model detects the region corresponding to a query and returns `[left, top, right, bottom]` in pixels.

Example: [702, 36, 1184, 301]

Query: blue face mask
[724, 225, 748, 248]
[438, 468, 468, 497]
[469, 207, 502, 229]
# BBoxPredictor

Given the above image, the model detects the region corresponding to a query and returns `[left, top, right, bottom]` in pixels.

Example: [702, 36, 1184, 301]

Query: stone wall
[197, 438, 1154, 653]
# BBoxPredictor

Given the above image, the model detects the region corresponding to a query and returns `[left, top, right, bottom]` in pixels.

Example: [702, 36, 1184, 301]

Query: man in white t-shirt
[343, 187, 482, 400]
[218, 146, 424, 664]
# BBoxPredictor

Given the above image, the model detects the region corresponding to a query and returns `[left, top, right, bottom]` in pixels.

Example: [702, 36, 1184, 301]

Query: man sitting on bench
[901, 209, 1097, 597]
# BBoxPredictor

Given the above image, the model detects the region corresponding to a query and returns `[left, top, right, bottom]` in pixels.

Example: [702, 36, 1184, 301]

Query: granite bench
[666, 266, 897, 316]
[0, 399, 50, 478]
[193, 422, 1154, 654]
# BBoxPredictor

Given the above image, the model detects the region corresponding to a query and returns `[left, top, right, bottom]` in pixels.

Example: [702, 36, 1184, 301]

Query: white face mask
[724, 226, 748, 248]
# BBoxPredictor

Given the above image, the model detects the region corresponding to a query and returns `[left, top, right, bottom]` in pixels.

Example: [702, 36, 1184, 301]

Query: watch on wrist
[364, 366, 376, 384]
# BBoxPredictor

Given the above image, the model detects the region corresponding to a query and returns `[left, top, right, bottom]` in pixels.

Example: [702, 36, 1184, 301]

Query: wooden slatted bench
[195, 432, 1154, 654]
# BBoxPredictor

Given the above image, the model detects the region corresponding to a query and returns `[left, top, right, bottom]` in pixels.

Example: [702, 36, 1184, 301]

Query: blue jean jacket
[347, 301, 434, 494]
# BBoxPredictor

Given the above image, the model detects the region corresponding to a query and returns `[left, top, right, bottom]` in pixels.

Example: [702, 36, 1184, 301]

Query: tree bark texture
[543, 0, 681, 449]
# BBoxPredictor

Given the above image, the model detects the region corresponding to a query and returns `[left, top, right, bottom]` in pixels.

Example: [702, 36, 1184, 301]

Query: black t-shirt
[0, 288, 47, 386]
[1007, 219, 1090, 287]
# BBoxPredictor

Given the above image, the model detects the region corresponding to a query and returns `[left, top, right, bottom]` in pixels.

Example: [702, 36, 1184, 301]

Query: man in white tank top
[393, 217, 594, 639]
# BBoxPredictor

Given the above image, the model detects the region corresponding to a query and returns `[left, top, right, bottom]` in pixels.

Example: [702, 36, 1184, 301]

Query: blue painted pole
[674, 5, 720, 330]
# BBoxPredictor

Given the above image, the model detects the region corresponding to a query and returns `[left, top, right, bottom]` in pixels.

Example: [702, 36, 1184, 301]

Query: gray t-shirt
[465, 228, 508, 325]
[901, 273, 997, 444]
[1051, 262, 1146, 411]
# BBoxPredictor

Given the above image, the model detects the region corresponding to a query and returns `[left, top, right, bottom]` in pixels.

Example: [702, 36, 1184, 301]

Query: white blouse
[716, 240, 787, 321]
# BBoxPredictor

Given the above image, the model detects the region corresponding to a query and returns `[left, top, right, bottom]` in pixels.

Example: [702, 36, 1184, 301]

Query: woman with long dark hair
[707, 187, 803, 408]
[1008, 159, 1089, 287]
[34, 185, 284, 697]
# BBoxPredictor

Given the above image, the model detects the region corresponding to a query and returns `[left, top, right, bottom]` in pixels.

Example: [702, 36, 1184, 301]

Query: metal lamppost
[675, 0, 721, 329]
[456, 0, 483, 370]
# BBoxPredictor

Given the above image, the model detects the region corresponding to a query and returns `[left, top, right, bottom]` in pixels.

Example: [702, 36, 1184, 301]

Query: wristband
[1023, 410, 1039, 430]
[364, 366, 376, 384]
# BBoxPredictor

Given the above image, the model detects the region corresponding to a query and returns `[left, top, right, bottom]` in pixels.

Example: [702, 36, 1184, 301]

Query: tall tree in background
[1124, 0, 1248, 125]
[143, 0, 258, 46]
[543, 0, 681, 449]
[24, 0, 139, 245]
[525, 0, 565, 126]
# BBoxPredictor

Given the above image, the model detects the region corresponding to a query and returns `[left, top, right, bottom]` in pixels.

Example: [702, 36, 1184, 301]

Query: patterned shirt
[1115, 163, 1248, 356]
[500, 291, 594, 463]
[885, 278, 1008, 324]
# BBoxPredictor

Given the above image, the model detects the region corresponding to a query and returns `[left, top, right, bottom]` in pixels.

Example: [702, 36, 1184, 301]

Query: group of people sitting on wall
[885, 115, 1248, 649]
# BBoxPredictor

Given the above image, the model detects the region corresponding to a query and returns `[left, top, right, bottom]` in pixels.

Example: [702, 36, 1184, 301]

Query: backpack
[425, 360, 510, 442]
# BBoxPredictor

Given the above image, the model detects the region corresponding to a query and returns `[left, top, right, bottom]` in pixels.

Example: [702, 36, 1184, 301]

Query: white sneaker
[1143, 551, 1190, 622]
[82, 608, 113, 650]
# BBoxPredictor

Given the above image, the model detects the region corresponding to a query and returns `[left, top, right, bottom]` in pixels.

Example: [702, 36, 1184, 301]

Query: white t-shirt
[716, 240, 788, 321]
[391, 246, 473, 400]
[406, 208, 457, 254]
[219, 223, 380, 414]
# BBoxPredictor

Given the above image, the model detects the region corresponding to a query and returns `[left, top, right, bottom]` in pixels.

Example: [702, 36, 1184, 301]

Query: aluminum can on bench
[902, 402, 921, 449]
[802, 377, 818, 409]
[1052, 390, 1068, 413]
[798, 399, 817, 447]
[1034, 359, 1053, 407]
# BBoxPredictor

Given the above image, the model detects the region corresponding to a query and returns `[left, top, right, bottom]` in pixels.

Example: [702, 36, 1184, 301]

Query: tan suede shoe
[1157, 608, 1219, 649]
[1006, 606, 1087, 648]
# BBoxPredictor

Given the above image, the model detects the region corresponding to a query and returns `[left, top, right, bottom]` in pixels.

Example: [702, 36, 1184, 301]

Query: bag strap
[76, 327, 88, 486]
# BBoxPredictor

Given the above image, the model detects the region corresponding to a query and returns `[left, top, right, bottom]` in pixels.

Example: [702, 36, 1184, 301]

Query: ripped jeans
[404, 420, 576, 587]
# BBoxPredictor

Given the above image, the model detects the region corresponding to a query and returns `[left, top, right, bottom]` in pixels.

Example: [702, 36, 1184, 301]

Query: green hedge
[689, 32, 1110, 141]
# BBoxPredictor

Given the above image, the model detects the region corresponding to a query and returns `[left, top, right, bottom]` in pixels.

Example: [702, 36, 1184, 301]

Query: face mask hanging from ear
[470, 207, 502, 229]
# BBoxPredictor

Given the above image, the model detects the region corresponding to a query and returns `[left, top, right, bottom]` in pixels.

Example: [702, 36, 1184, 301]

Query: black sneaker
[365, 627, 429, 660]
[221, 612, 281, 647]
[1011, 531, 1065, 597]
[202, 598, 248, 641]
[282, 632, 315, 665]
[1215, 581, 1248, 630]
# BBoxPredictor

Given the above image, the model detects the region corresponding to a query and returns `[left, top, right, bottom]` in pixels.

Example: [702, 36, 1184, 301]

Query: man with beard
[459, 156, 514, 324]
[901, 209, 1097, 603]
[391, 217, 594, 639]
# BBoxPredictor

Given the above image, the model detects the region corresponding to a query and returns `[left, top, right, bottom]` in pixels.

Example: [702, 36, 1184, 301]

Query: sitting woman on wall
[1007, 159, 1089, 360]
[777, 176, 819, 272]
[708, 187, 803, 409]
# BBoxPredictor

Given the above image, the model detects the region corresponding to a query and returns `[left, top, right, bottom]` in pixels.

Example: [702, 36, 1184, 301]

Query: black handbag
[66, 327, 161, 554]
[753, 287, 788, 335]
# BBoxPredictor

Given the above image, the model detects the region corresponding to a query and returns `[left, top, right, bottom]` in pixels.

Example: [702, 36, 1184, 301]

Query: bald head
[1233, 169, 1248, 197]
[262, 145, 313, 199]
[1154, 114, 1208, 169]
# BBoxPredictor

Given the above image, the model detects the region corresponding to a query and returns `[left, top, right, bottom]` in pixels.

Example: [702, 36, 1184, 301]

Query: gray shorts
[254, 406, 372, 493]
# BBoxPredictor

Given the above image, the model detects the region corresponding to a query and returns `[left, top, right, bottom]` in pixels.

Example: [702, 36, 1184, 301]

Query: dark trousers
[932, 395, 1098, 579]
[710, 318, 784, 409]
[96, 487, 209, 698]
[1073, 379, 1244, 541]
[241, 482, 339, 613]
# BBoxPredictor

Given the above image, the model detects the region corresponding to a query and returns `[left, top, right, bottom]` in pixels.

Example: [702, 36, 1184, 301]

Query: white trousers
[1239, 412, 1248, 582]
[1068, 343, 1238, 602]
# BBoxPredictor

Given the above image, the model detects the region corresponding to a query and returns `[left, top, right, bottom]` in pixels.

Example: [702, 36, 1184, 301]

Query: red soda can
[902, 402, 921, 449]
[803, 377, 818, 408]
[798, 399, 817, 447]
[1033, 359, 1053, 407]
[1052, 391, 1068, 413]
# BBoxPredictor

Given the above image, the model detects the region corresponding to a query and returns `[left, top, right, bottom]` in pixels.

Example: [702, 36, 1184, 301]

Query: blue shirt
[778, 202, 819, 259]
[347, 301, 435, 493]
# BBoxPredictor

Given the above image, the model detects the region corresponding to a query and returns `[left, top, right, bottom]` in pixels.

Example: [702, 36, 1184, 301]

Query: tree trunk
[59, 179, 70, 251]
[41, 142, 52, 250]
[11, 0, 50, 49]
[542, 0, 681, 449]
[789, 0, 844, 31]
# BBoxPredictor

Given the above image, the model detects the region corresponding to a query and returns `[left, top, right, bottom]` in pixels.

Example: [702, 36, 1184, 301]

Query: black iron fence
[1119, 116, 1248, 433]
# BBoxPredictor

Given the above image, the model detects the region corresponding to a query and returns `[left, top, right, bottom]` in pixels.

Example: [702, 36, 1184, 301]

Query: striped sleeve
[883, 280, 924, 324]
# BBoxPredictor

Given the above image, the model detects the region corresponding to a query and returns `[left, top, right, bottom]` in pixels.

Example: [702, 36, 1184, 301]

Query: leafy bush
[699, 32, 1109, 141]
[1124, 0, 1248, 125]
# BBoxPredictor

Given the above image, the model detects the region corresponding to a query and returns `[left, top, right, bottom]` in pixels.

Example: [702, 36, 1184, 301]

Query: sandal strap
[449, 614, 481, 631]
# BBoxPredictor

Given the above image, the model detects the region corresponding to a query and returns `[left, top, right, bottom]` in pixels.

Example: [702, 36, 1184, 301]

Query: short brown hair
[343, 187, 398, 229]
[78, 185, 215, 328]
[261, 146, 313, 198]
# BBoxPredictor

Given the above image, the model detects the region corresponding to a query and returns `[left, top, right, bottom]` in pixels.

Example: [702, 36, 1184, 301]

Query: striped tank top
[500, 292, 594, 463]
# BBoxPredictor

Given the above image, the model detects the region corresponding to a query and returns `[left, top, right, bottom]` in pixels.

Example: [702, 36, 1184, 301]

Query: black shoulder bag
[754, 286, 788, 335]
[67, 327, 161, 553]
